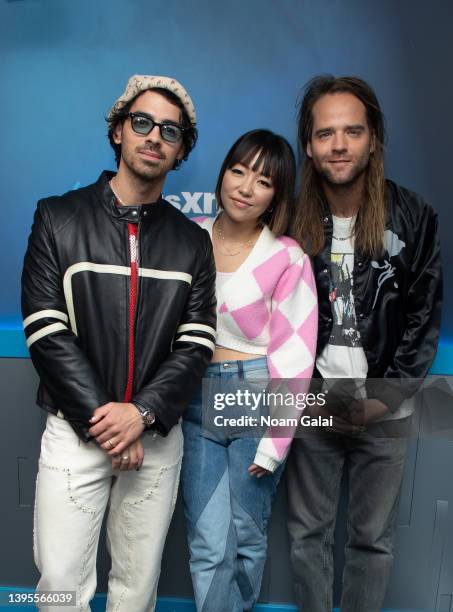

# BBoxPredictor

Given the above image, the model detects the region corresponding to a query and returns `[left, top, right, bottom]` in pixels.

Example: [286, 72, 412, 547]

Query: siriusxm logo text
[164, 192, 217, 214]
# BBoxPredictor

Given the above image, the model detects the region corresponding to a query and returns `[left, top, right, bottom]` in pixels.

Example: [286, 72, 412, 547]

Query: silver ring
[122, 455, 129, 461]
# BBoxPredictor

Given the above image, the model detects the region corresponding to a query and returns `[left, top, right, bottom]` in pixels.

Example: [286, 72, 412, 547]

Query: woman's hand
[248, 463, 272, 478]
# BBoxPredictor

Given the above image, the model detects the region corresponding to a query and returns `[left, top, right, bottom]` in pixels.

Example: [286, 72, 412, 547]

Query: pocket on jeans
[243, 367, 268, 381]
[243, 366, 269, 394]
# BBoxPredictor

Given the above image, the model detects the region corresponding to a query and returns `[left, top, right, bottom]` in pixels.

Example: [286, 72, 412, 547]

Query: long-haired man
[287, 75, 442, 612]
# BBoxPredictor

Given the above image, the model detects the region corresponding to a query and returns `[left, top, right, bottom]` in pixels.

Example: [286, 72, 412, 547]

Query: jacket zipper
[124, 221, 139, 402]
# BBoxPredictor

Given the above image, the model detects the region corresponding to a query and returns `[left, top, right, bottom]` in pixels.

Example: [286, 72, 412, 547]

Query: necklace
[332, 214, 356, 241]
[109, 179, 128, 206]
[332, 233, 353, 241]
[214, 221, 257, 256]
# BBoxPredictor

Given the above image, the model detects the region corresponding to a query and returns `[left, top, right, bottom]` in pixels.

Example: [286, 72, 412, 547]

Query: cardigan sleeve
[253, 250, 318, 472]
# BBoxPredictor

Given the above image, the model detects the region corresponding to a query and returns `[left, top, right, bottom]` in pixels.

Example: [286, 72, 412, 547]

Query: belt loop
[237, 360, 244, 380]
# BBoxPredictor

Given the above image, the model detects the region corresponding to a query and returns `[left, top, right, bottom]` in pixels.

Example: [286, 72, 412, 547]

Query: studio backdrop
[1, 1, 453, 611]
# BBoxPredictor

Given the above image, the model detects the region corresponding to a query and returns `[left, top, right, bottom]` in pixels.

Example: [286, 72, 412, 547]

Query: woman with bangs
[181, 129, 318, 611]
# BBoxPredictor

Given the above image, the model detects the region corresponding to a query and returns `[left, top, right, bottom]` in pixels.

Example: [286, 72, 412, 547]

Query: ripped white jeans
[34, 413, 183, 611]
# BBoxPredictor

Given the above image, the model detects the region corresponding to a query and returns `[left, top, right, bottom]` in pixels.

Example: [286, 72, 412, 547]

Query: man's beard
[315, 155, 369, 189]
[122, 146, 169, 183]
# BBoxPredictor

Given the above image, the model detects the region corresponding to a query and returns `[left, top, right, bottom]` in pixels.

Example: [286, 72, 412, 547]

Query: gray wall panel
[1, 358, 453, 609]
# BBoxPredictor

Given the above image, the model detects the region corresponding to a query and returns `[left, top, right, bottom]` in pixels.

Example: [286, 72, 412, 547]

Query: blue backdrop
[1, 0, 452, 371]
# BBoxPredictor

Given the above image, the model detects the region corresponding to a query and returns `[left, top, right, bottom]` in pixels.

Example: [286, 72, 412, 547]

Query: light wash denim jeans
[34, 413, 182, 611]
[286, 425, 407, 612]
[181, 358, 283, 612]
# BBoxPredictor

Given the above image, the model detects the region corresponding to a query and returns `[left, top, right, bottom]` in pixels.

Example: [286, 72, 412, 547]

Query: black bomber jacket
[314, 180, 443, 410]
[21, 171, 217, 440]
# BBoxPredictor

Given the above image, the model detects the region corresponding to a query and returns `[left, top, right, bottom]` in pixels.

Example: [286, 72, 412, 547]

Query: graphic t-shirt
[316, 217, 414, 421]
[316, 215, 368, 380]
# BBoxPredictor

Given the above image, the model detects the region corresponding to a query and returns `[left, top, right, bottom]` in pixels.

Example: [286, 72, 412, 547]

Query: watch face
[144, 411, 156, 427]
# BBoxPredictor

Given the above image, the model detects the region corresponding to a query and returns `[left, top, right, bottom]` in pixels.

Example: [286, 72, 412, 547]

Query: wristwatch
[134, 405, 156, 430]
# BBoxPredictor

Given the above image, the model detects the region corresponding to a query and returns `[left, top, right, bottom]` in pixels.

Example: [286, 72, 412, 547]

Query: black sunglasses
[127, 112, 185, 143]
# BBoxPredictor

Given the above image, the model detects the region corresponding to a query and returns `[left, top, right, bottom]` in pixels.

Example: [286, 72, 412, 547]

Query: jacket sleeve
[21, 201, 111, 439]
[253, 251, 318, 472]
[132, 231, 217, 434]
[368, 203, 443, 411]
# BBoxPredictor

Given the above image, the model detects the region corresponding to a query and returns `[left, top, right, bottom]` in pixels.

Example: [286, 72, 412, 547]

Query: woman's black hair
[215, 129, 296, 235]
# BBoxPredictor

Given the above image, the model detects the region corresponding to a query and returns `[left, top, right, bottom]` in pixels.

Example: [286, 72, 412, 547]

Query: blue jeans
[181, 358, 283, 612]
[286, 427, 408, 612]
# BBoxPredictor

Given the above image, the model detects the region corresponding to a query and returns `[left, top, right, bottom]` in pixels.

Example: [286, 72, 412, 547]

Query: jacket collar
[96, 170, 166, 223]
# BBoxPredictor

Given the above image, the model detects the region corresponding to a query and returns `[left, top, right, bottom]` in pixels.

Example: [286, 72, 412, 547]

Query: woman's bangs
[229, 143, 279, 179]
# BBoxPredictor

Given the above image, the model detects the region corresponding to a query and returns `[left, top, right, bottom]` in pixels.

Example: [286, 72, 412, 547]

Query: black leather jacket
[22, 171, 217, 440]
[314, 180, 442, 410]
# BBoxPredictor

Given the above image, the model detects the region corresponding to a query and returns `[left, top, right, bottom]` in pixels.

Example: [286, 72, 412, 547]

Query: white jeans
[34, 413, 183, 611]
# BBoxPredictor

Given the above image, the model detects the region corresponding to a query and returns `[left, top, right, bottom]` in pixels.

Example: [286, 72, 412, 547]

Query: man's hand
[305, 376, 390, 434]
[306, 393, 362, 434]
[89, 402, 145, 456]
[111, 438, 145, 471]
[349, 398, 389, 427]
[317, 397, 389, 433]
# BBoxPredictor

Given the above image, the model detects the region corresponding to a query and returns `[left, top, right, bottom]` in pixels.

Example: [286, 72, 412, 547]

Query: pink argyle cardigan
[194, 216, 318, 471]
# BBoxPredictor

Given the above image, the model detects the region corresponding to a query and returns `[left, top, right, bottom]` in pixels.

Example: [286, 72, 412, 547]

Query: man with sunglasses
[22, 75, 216, 611]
